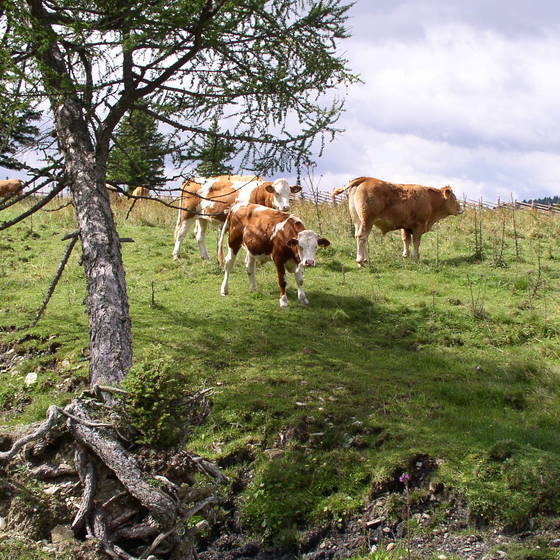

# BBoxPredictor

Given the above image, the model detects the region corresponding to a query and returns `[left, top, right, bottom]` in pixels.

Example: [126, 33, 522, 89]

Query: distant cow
[218, 203, 330, 307]
[332, 177, 463, 264]
[172, 175, 301, 261]
[0, 179, 23, 198]
[131, 186, 150, 198]
[106, 183, 122, 203]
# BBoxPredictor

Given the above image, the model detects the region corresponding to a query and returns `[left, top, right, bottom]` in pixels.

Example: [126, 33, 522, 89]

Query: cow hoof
[172, 254, 180, 261]
[279, 295, 289, 307]
[221, 290, 228, 296]
[357, 261, 367, 268]
[201, 254, 210, 261]
[298, 296, 309, 305]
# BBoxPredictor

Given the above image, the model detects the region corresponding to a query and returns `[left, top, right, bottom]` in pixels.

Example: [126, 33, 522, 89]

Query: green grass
[1, 197, 560, 545]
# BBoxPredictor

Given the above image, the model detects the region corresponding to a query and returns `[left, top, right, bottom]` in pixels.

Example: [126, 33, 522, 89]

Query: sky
[315, 0, 560, 201]
[3, 1, 559, 203]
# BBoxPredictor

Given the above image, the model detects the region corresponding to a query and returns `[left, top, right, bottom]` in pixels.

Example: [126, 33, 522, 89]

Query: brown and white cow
[218, 203, 330, 307]
[332, 176, 463, 264]
[0, 179, 23, 198]
[172, 175, 301, 261]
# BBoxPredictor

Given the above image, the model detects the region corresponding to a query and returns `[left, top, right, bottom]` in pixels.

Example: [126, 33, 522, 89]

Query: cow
[106, 183, 123, 203]
[131, 186, 150, 198]
[172, 175, 301, 261]
[0, 179, 23, 198]
[332, 176, 463, 265]
[218, 203, 330, 307]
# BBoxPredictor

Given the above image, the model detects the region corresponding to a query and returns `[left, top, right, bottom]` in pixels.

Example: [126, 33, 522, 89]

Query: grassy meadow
[1, 194, 560, 554]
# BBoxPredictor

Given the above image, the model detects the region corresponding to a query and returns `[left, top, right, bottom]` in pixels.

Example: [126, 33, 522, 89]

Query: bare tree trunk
[29, 0, 133, 388]
[53, 100, 132, 388]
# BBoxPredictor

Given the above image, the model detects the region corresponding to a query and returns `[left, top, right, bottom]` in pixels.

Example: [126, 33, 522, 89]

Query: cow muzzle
[281, 205, 290, 212]
[303, 259, 316, 267]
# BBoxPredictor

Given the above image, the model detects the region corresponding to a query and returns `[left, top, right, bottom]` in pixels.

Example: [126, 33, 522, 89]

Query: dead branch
[0, 181, 66, 230]
[31, 233, 79, 327]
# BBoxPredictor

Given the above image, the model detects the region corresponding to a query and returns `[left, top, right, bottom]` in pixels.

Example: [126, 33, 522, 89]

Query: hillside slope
[1, 198, 559, 559]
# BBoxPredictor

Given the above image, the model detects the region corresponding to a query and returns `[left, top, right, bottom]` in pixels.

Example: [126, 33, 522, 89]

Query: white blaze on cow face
[265, 178, 300, 212]
[288, 230, 330, 268]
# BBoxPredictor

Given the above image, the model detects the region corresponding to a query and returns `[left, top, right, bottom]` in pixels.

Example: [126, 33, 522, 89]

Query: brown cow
[218, 203, 330, 307]
[332, 176, 463, 264]
[0, 179, 23, 198]
[131, 186, 150, 198]
[172, 175, 301, 261]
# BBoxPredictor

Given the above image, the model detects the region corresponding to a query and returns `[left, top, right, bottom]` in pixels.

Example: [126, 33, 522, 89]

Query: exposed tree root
[0, 389, 227, 559]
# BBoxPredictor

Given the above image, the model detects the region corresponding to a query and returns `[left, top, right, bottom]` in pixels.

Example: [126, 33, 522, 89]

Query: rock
[386, 543, 395, 551]
[24, 372, 38, 385]
[51, 525, 75, 545]
[550, 539, 560, 548]
[263, 448, 284, 460]
[0, 517, 6, 531]
[382, 526, 391, 533]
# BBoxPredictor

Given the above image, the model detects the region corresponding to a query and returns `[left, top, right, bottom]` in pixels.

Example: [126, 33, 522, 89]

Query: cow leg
[246, 252, 257, 292]
[355, 224, 371, 267]
[220, 247, 238, 296]
[276, 262, 289, 307]
[412, 231, 422, 262]
[195, 219, 210, 260]
[401, 229, 411, 258]
[172, 217, 195, 260]
[294, 264, 309, 305]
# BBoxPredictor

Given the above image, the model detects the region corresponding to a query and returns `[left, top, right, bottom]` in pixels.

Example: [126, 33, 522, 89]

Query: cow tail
[217, 212, 230, 269]
[331, 177, 369, 200]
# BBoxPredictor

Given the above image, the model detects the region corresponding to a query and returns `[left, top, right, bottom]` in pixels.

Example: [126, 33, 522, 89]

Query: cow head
[265, 179, 300, 212]
[287, 230, 330, 267]
[442, 186, 463, 215]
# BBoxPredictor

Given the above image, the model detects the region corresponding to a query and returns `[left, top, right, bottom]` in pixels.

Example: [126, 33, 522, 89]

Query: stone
[51, 525, 75, 545]
[24, 372, 38, 386]
[0, 517, 6, 531]
[263, 449, 284, 460]
[386, 543, 395, 551]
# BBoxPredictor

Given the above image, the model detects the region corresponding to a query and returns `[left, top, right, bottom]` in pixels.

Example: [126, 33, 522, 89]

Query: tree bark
[27, 0, 133, 388]
[53, 98, 132, 388]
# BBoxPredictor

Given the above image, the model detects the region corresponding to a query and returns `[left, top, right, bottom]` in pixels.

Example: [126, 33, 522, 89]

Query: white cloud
[321, 120, 560, 201]
[318, 10, 560, 201]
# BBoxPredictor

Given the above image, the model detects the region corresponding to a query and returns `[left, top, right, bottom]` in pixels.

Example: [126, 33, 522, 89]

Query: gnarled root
[0, 392, 226, 559]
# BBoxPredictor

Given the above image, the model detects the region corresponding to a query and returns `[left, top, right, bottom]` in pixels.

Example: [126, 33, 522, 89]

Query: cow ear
[442, 186, 453, 199]
[290, 185, 302, 193]
[318, 237, 330, 247]
[287, 238, 299, 247]
[265, 184, 275, 193]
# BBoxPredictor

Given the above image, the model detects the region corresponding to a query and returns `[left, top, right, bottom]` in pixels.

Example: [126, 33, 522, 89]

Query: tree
[185, 116, 239, 176]
[0, 49, 42, 171]
[1, 0, 354, 389]
[107, 108, 168, 191]
[0, 1, 355, 556]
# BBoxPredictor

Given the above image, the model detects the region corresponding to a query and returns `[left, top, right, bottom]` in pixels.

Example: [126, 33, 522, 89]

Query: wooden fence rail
[11, 181, 560, 216]
[297, 190, 560, 215]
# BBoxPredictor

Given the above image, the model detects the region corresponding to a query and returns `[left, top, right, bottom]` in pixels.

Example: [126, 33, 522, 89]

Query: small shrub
[122, 352, 200, 448]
